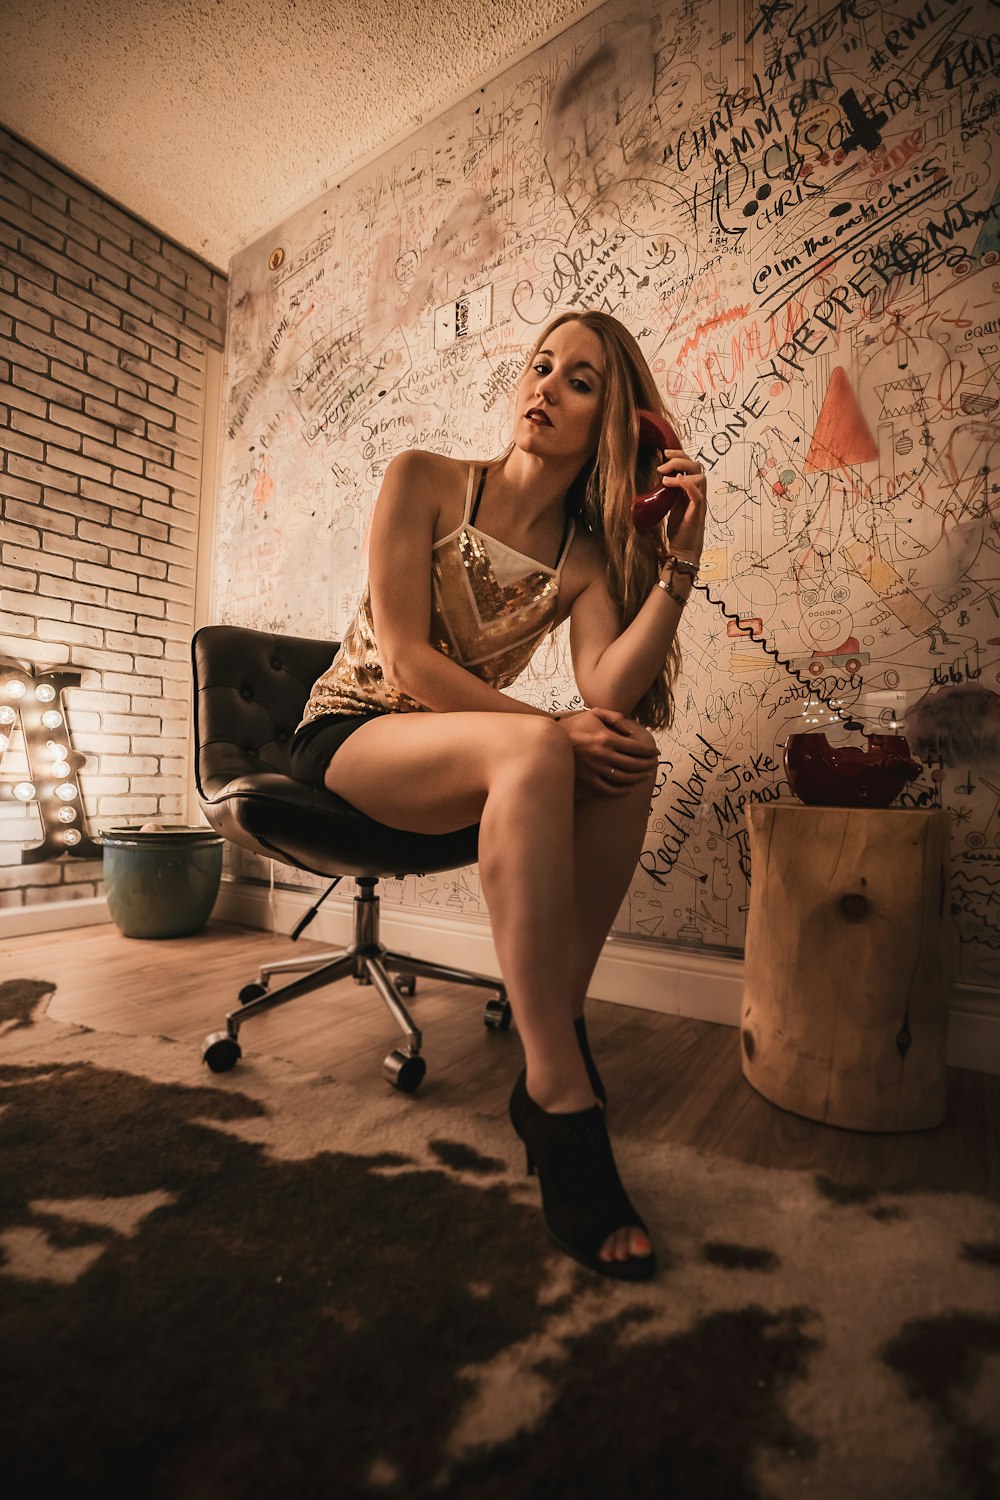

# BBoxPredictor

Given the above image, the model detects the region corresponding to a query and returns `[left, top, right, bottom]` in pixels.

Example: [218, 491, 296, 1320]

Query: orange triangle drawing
[804, 366, 879, 471]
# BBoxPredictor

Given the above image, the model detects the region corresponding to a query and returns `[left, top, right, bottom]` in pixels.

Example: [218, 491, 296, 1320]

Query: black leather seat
[191, 624, 510, 1089]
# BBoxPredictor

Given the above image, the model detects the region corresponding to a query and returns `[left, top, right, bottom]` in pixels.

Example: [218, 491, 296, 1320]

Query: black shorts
[289, 711, 382, 788]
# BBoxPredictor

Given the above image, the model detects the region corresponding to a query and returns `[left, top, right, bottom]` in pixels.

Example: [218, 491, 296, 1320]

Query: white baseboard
[0, 895, 111, 938]
[213, 877, 1000, 1077]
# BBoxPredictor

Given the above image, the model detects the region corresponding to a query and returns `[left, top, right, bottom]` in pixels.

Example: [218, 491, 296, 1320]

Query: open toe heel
[574, 1015, 607, 1109]
[508, 1070, 654, 1282]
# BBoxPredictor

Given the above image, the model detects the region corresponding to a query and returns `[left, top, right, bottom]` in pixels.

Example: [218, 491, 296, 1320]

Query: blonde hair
[525, 310, 681, 731]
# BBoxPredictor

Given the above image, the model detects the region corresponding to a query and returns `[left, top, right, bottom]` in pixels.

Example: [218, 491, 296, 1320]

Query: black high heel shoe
[574, 1015, 607, 1109]
[508, 1070, 655, 1282]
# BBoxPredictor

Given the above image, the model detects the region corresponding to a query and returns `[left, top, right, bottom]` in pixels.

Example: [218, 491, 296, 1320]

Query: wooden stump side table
[741, 804, 951, 1132]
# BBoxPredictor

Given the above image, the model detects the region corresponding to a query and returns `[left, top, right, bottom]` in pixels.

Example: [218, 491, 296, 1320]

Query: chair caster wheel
[394, 974, 416, 997]
[484, 996, 512, 1031]
[383, 1049, 426, 1093]
[239, 982, 268, 1005]
[203, 1033, 242, 1073]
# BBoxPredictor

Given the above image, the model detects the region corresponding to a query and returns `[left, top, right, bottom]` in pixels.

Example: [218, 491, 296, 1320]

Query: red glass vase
[784, 733, 922, 809]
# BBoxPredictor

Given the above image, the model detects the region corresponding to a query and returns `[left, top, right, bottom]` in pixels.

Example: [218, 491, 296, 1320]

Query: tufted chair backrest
[191, 623, 480, 879]
[192, 624, 336, 799]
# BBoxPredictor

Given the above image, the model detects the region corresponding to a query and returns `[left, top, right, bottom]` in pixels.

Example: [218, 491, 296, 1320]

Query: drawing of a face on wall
[656, 58, 702, 132]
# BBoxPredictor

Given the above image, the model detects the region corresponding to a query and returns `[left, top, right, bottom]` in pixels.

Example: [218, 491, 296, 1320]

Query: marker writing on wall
[837, 89, 888, 154]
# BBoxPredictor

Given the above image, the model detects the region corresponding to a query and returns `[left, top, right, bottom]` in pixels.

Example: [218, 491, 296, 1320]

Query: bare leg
[327, 712, 589, 1107]
[564, 734, 658, 1262]
[567, 752, 659, 1018]
[324, 710, 651, 1265]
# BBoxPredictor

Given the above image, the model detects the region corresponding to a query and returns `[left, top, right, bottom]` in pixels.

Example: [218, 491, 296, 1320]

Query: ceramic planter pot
[101, 826, 224, 939]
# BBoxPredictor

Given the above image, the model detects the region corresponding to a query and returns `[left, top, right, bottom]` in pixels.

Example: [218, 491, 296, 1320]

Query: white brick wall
[0, 127, 227, 910]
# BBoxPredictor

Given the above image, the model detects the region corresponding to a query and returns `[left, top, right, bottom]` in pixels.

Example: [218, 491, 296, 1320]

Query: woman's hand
[556, 708, 658, 796]
[656, 448, 707, 563]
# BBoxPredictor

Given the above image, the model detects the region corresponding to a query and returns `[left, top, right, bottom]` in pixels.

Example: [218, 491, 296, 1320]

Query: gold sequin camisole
[299, 465, 576, 724]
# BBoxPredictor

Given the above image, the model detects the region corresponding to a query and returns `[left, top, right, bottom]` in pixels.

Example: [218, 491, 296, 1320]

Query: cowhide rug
[1, 978, 998, 1499]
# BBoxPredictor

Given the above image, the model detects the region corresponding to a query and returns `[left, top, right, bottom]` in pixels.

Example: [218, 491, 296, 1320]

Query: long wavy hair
[520, 310, 681, 731]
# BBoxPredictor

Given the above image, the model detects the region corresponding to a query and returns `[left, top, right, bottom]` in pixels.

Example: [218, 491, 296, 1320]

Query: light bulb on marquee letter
[0, 659, 100, 862]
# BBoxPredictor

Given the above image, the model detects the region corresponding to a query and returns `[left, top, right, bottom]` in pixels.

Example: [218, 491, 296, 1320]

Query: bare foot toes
[601, 1226, 652, 1263]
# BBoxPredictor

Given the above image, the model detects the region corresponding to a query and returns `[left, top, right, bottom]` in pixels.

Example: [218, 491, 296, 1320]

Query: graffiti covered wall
[215, 0, 1000, 990]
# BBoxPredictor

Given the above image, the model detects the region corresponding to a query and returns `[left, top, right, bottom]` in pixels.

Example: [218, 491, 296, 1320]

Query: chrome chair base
[202, 877, 510, 1089]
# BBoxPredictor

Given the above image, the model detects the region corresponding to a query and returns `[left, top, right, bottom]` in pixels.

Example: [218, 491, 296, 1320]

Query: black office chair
[191, 624, 510, 1090]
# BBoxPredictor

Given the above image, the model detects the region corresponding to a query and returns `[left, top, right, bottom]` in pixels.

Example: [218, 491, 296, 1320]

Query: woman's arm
[569, 449, 707, 715]
[370, 449, 659, 792]
[368, 450, 548, 717]
[569, 560, 692, 715]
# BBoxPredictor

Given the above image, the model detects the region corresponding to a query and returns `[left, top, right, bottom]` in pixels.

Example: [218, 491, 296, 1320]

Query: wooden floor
[5, 919, 999, 1202]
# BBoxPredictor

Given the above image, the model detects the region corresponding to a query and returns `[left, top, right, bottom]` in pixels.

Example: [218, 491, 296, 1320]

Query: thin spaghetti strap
[555, 516, 576, 572]
[461, 465, 477, 525]
[469, 465, 489, 527]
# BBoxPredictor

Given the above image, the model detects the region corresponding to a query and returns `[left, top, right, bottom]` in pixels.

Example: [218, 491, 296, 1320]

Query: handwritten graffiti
[216, 0, 1000, 979]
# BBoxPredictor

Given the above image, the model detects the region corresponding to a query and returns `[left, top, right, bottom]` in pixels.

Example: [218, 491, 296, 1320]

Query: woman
[291, 310, 707, 1280]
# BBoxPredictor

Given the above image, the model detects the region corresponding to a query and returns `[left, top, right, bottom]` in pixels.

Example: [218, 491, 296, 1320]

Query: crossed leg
[566, 744, 659, 1020]
[324, 709, 656, 1266]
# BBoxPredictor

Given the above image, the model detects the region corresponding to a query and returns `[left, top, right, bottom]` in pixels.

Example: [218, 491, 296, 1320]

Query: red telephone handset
[632, 408, 686, 535]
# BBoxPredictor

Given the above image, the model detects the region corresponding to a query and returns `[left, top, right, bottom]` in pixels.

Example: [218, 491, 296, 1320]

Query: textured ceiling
[1, 0, 598, 273]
